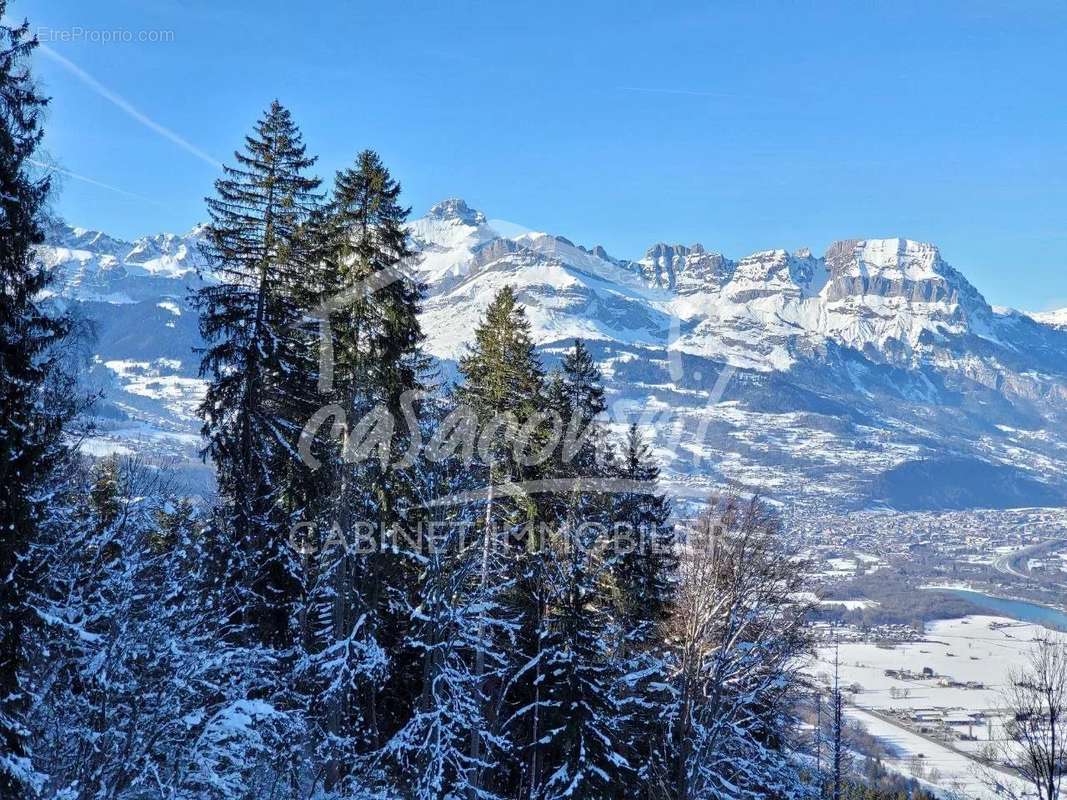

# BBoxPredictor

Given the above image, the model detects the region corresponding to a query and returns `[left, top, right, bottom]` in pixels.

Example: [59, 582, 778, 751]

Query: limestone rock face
[635, 242, 734, 293]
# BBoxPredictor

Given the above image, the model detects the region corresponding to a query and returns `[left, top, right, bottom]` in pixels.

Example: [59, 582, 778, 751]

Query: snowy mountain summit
[39, 202, 1067, 511]
[40, 220, 208, 304]
[424, 197, 487, 226]
[412, 202, 1001, 373]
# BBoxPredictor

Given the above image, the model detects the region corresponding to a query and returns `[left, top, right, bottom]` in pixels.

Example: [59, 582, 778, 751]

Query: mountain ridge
[38, 199, 1067, 512]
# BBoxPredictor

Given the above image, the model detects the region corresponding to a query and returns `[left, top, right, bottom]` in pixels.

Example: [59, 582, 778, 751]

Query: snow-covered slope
[1029, 307, 1067, 330]
[37, 222, 212, 485]
[40, 220, 208, 303]
[40, 200, 1067, 511]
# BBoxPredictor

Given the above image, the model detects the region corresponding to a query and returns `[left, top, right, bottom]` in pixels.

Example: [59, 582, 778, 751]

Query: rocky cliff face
[37, 200, 1067, 511]
[633, 243, 734, 293]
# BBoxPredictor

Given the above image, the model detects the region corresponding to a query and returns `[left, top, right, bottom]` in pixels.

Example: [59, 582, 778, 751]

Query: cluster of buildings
[791, 507, 1067, 571]
[883, 706, 992, 743]
[810, 621, 922, 644]
[882, 667, 985, 691]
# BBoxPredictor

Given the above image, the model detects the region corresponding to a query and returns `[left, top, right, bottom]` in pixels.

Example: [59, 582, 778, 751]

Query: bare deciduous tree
[994, 635, 1067, 800]
[666, 494, 814, 800]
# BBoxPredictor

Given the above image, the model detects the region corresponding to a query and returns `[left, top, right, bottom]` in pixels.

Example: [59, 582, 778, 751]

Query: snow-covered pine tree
[611, 423, 676, 643]
[506, 339, 615, 795]
[531, 520, 632, 800]
[192, 100, 322, 648]
[517, 339, 632, 799]
[0, 8, 78, 795]
[547, 340, 610, 480]
[609, 424, 677, 798]
[299, 151, 431, 783]
[456, 286, 549, 794]
[830, 644, 847, 800]
[537, 339, 614, 543]
[381, 418, 517, 798]
[28, 457, 304, 799]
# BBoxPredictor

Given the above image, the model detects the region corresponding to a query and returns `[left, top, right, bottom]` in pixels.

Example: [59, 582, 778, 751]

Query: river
[930, 587, 1067, 631]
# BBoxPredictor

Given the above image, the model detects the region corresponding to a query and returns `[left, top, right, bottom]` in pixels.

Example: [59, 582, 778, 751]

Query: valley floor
[810, 615, 1055, 799]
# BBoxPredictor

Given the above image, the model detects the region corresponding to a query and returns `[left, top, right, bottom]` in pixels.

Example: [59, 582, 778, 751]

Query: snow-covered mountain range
[42, 199, 1067, 512]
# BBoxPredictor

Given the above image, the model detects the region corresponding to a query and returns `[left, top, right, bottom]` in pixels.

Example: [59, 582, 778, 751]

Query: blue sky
[15, 0, 1067, 310]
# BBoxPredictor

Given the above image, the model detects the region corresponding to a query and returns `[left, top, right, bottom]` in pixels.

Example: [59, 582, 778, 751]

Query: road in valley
[991, 539, 1064, 581]
[847, 705, 1027, 799]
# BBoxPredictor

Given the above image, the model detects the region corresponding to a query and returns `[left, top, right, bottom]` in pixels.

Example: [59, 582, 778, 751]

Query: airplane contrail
[39, 44, 223, 170]
[618, 85, 737, 98]
[28, 157, 166, 204]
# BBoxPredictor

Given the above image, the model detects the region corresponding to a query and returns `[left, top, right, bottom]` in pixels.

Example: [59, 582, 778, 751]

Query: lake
[930, 588, 1067, 631]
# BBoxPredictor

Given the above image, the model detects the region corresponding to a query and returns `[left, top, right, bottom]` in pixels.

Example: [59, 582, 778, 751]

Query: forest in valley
[0, 8, 945, 800]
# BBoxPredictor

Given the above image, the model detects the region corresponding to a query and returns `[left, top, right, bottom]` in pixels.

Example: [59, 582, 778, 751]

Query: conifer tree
[520, 340, 631, 799]
[30, 457, 302, 799]
[193, 100, 322, 647]
[0, 9, 76, 794]
[456, 286, 548, 794]
[609, 424, 677, 797]
[383, 451, 514, 799]
[303, 151, 430, 779]
[88, 455, 123, 531]
[319, 150, 425, 420]
[457, 286, 545, 495]
[540, 340, 616, 560]
[539, 339, 614, 567]
[532, 524, 632, 800]
[611, 423, 676, 644]
[831, 645, 847, 800]
[455, 287, 548, 625]
[546, 339, 610, 483]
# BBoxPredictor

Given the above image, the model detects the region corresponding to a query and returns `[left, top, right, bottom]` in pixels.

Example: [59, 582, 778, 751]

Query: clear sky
[13, 0, 1067, 310]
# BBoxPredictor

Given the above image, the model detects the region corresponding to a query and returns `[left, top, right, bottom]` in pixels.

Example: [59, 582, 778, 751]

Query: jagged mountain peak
[643, 242, 707, 259]
[637, 242, 732, 293]
[36, 219, 207, 302]
[425, 197, 487, 226]
[575, 243, 621, 264]
[44, 220, 131, 254]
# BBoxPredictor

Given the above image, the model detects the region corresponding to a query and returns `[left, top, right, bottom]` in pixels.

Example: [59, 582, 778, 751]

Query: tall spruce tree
[548, 339, 610, 481]
[457, 286, 545, 495]
[540, 339, 613, 538]
[611, 423, 676, 642]
[609, 424, 676, 797]
[455, 286, 548, 576]
[534, 525, 632, 800]
[319, 150, 426, 420]
[193, 100, 322, 648]
[456, 286, 548, 795]
[303, 151, 430, 780]
[0, 8, 75, 795]
[525, 340, 631, 799]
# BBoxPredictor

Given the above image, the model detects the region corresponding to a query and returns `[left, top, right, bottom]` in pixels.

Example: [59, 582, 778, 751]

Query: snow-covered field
[821, 599, 879, 610]
[811, 616, 1055, 798]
